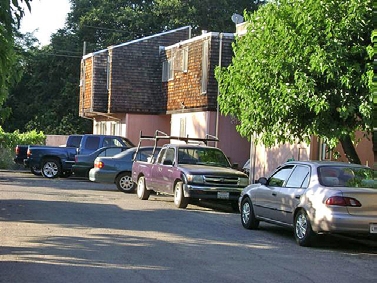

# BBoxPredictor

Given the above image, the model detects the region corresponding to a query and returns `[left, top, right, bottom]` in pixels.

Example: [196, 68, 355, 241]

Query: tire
[41, 158, 61, 179]
[116, 172, 136, 193]
[241, 197, 259, 229]
[30, 166, 41, 176]
[137, 176, 150, 200]
[174, 181, 188, 209]
[294, 209, 315, 247]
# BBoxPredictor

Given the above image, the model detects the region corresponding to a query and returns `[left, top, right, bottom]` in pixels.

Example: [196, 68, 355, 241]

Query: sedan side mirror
[258, 177, 268, 185]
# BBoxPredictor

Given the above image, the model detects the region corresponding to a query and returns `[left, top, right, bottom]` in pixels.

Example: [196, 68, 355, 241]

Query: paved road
[0, 170, 376, 283]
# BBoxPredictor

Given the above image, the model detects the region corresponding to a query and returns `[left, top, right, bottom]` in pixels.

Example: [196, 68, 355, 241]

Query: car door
[276, 165, 310, 225]
[153, 147, 176, 193]
[253, 165, 294, 220]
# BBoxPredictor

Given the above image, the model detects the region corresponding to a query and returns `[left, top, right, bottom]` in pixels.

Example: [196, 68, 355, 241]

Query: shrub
[0, 127, 45, 169]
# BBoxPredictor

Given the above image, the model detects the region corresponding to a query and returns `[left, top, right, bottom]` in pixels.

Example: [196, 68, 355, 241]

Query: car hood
[179, 164, 247, 177]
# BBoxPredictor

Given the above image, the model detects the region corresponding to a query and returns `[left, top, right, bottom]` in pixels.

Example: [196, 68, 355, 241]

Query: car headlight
[186, 174, 204, 184]
[238, 177, 249, 187]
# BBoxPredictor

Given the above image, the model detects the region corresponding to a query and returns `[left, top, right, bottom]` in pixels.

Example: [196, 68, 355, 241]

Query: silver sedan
[239, 161, 377, 246]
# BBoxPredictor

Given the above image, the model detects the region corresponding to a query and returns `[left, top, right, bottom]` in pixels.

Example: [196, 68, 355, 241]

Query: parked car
[239, 160, 377, 247]
[89, 146, 161, 193]
[14, 145, 41, 175]
[132, 132, 249, 209]
[26, 134, 134, 179]
[242, 159, 250, 176]
[72, 146, 130, 178]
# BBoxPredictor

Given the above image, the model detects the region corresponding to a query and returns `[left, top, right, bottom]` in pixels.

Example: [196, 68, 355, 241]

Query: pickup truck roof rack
[134, 130, 219, 161]
[137, 130, 218, 145]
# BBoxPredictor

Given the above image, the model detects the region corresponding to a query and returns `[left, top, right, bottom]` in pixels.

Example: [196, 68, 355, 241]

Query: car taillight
[94, 161, 104, 169]
[27, 148, 31, 157]
[15, 146, 19, 154]
[325, 196, 362, 207]
[75, 156, 78, 162]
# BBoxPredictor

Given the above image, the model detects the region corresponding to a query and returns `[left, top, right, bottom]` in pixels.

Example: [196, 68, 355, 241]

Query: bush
[0, 127, 45, 169]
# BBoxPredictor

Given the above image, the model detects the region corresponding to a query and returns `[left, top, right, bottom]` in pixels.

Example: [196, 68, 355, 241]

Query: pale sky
[20, 0, 71, 46]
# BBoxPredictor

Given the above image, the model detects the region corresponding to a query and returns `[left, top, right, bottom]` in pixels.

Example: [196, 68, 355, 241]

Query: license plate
[370, 223, 377, 234]
[217, 192, 229, 199]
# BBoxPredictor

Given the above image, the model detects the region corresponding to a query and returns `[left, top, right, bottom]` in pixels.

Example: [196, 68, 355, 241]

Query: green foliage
[0, 126, 45, 169]
[4, 0, 260, 134]
[0, 0, 32, 122]
[3, 31, 92, 134]
[216, 0, 373, 163]
[68, 0, 261, 51]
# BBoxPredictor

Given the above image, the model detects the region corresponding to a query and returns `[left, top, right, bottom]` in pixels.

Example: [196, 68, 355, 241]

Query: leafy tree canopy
[0, 0, 32, 121]
[68, 0, 262, 51]
[4, 0, 264, 134]
[215, 0, 373, 164]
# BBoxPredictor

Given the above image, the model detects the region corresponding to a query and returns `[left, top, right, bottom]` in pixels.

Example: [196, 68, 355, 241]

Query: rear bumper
[313, 213, 377, 235]
[89, 168, 116, 183]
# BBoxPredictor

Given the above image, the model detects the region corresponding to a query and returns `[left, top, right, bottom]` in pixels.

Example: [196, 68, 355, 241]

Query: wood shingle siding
[79, 50, 108, 117]
[80, 26, 191, 118]
[163, 32, 234, 113]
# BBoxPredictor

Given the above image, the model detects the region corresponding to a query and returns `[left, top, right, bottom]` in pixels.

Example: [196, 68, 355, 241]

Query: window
[179, 117, 186, 137]
[162, 59, 173, 82]
[99, 148, 123, 157]
[182, 47, 188, 72]
[156, 148, 166, 164]
[268, 166, 294, 187]
[85, 136, 100, 150]
[285, 166, 310, 188]
[103, 137, 122, 147]
[163, 148, 175, 164]
[201, 40, 209, 94]
[107, 54, 111, 91]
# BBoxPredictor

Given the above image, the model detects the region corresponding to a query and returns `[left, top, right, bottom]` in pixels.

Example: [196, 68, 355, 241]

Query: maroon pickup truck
[131, 132, 249, 209]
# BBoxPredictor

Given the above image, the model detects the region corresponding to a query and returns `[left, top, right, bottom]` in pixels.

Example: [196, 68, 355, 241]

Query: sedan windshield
[318, 166, 376, 188]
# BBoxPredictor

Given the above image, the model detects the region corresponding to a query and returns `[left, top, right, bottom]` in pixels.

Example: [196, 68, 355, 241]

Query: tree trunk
[339, 135, 361, 164]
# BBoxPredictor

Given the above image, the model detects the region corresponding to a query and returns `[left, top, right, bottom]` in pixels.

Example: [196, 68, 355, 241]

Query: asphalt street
[0, 170, 376, 283]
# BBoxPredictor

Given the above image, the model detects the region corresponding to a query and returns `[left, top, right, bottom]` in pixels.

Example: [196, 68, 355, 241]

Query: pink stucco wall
[169, 111, 250, 169]
[125, 114, 171, 146]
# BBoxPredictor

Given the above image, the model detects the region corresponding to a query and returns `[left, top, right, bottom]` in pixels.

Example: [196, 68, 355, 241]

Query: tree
[67, 0, 262, 51]
[3, 30, 92, 134]
[4, 0, 263, 134]
[215, 0, 373, 164]
[0, 0, 32, 121]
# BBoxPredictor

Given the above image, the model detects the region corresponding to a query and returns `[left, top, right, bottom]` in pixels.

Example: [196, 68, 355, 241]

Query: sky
[20, 0, 71, 46]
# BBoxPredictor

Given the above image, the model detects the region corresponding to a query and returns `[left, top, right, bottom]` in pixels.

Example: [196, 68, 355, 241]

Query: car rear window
[318, 166, 376, 188]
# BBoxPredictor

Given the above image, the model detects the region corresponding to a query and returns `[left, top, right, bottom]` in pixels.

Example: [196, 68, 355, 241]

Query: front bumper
[183, 184, 242, 201]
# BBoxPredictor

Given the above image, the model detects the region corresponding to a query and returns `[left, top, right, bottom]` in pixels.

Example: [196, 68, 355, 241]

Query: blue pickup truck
[25, 134, 134, 178]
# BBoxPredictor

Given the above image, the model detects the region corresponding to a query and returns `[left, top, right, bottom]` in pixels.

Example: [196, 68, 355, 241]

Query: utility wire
[81, 24, 134, 34]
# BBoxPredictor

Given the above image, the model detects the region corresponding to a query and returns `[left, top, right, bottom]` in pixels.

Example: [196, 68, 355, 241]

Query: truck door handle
[272, 192, 277, 196]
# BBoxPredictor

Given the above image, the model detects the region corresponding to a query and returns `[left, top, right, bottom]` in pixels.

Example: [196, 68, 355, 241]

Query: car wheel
[137, 176, 150, 200]
[41, 158, 61, 179]
[116, 172, 136, 193]
[174, 181, 188, 209]
[30, 166, 41, 176]
[241, 197, 259, 229]
[294, 209, 315, 247]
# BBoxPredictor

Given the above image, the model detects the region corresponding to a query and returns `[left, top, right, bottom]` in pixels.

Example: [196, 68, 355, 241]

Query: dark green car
[72, 146, 130, 178]
[89, 146, 160, 193]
